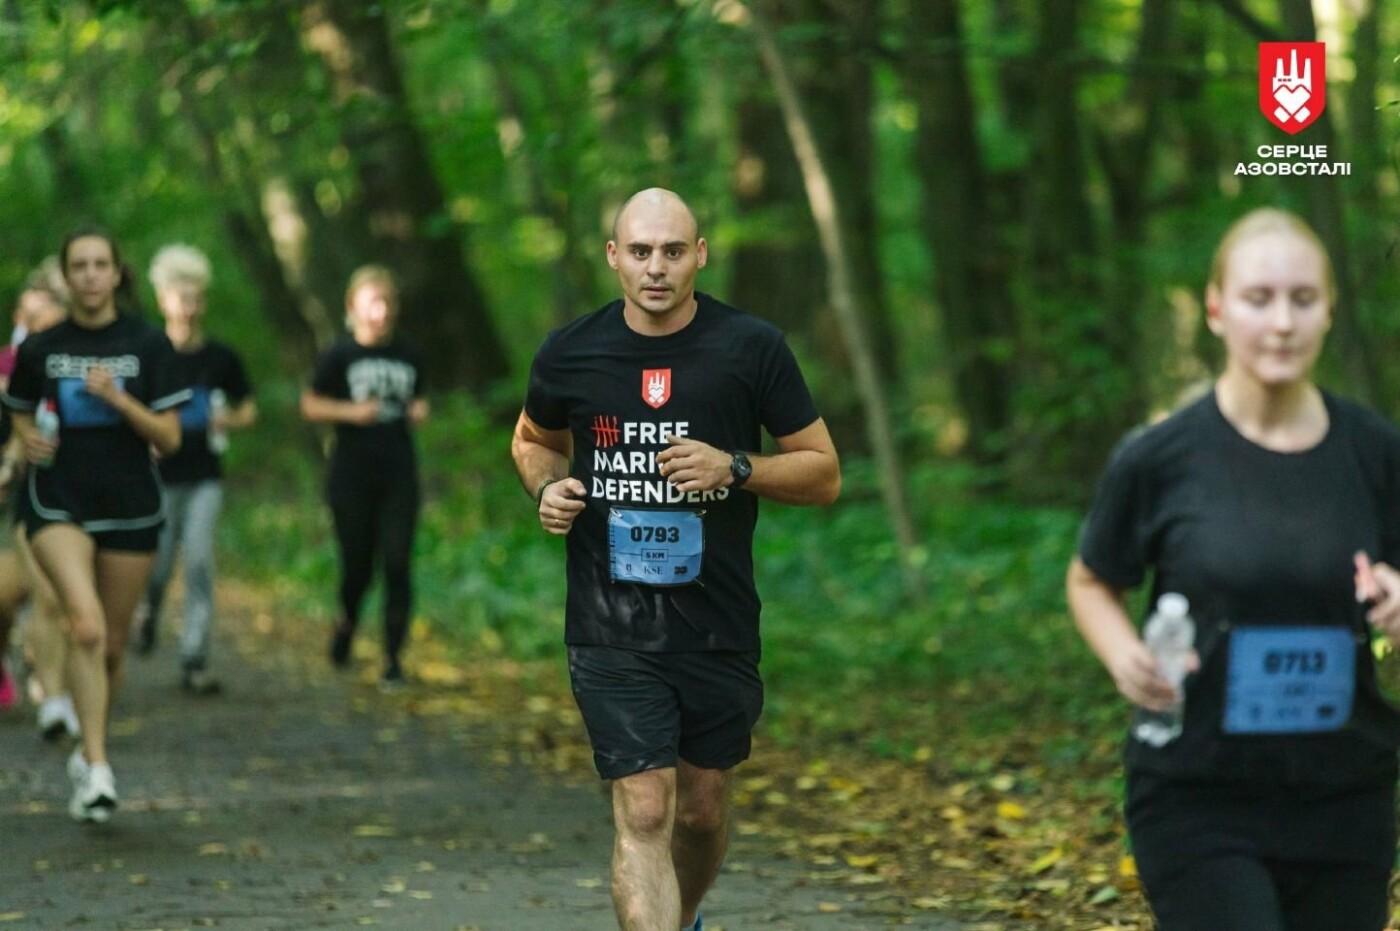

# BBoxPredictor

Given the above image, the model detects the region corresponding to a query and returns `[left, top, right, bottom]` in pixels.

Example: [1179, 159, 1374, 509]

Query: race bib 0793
[608, 507, 704, 587]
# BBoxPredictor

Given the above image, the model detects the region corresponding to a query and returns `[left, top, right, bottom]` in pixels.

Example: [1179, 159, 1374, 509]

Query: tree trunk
[794, 0, 897, 386]
[1346, 0, 1382, 197]
[1021, 0, 1137, 499]
[899, 0, 1016, 472]
[1277, 0, 1379, 403]
[730, 97, 827, 340]
[176, 91, 324, 369]
[1096, 0, 1173, 413]
[301, 1, 509, 393]
[730, 0, 897, 455]
[751, 4, 924, 603]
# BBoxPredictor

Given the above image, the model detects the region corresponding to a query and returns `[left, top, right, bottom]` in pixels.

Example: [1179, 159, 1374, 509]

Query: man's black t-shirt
[1079, 390, 1400, 786]
[2, 315, 190, 524]
[524, 293, 821, 653]
[158, 340, 253, 485]
[310, 335, 424, 468]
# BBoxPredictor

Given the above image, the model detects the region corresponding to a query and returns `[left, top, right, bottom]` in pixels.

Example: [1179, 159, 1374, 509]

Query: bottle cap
[1156, 592, 1189, 617]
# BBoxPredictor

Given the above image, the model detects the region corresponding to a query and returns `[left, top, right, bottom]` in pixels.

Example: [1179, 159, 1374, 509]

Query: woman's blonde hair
[149, 243, 212, 292]
[345, 264, 399, 309]
[1208, 208, 1335, 304]
[23, 256, 69, 306]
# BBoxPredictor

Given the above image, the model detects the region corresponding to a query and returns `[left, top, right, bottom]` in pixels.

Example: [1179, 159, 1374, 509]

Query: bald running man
[512, 188, 840, 931]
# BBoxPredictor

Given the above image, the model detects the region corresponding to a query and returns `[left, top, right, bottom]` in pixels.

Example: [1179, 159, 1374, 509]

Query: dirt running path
[0, 597, 958, 931]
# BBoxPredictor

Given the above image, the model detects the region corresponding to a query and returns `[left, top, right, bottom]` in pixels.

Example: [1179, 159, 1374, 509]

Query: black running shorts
[23, 469, 162, 553]
[567, 645, 764, 780]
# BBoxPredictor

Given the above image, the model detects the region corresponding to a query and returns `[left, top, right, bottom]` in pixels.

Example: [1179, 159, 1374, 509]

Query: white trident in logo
[1272, 48, 1313, 125]
[646, 371, 668, 406]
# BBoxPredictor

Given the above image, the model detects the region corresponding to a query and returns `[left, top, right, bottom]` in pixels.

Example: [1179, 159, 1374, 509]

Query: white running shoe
[38, 695, 80, 741]
[67, 746, 89, 785]
[69, 761, 116, 823]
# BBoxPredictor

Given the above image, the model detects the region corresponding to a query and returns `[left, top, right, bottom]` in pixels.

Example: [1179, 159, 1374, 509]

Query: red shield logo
[642, 369, 671, 409]
[1259, 42, 1325, 135]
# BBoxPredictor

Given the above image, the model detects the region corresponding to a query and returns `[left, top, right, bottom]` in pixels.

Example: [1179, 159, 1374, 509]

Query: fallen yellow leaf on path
[996, 800, 1026, 820]
[1029, 846, 1063, 874]
[353, 825, 397, 837]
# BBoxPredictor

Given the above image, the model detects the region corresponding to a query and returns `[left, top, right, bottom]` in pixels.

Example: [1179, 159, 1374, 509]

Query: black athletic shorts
[22, 471, 162, 553]
[567, 645, 764, 780]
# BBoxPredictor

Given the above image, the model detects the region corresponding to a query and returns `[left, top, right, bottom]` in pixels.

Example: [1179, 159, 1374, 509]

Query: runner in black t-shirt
[301, 265, 427, 690]
[3, 229, 190, 824]
[1068, 208, 1400, 931]
[1, 273, 78, 739]
[512, 189, 840, 931]
[134, 245, 257, 696]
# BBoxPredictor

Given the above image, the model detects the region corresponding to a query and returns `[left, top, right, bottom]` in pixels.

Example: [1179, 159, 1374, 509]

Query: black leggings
[1141, 854, 1390, 931]
[1128, 773, 1394, 931]
[327, 456, 419, 662]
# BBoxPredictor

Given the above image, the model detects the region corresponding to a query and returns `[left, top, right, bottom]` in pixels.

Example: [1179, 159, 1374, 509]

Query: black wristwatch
[729, 451, 752, 489]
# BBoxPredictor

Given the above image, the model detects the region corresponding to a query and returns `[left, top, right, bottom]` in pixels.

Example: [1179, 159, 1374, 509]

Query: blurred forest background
[3, 1, 1399, 922]
[4, 0, 1397, 498]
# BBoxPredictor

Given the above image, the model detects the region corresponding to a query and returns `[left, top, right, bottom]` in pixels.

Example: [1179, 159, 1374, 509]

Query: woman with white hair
[135, 244, 256, 696]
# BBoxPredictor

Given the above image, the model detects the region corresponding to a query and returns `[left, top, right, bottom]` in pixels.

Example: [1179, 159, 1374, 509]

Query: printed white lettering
[45, 354, 141, 379]
[622, 420, 690, 446]
[1255, 144, 1328, 159]
[347, 358, 416, 403]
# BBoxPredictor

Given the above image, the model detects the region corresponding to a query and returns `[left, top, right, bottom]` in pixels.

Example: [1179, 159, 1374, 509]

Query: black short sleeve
[223, 349, 254, 404]
[1372, 416, 1400, 568]
[757, 335, 821, 439]
[142, 331, 193, 412]
[311, 341, 349, 398]
[4, 339, 42, 412]
[1077, 433, 1150, 589]
[523, 332, 569, 431]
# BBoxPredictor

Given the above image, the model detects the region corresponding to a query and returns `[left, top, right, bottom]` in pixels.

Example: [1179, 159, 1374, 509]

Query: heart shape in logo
[1274, 85, 1311, 116]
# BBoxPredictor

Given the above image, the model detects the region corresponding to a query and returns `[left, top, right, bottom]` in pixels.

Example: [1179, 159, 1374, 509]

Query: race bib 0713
[1224, 625, 1356, 735]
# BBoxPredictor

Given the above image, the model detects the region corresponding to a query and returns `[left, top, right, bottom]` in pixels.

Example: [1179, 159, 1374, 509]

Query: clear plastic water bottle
[34, 398, 59, 468]
[207, 389, 229, 454]
[1133, 593, 1194, 747]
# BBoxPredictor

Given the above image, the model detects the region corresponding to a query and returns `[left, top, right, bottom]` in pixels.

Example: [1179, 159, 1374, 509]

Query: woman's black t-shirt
[158, 340, 254, 485]
[1079, 389, 1400, 786]
[2, 315, 190, 525]
[524, 293, 821, 653]
[310, 334, 424, 468]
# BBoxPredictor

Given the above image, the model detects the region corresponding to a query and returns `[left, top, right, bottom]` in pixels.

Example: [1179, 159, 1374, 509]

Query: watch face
[731, 453, 752, 483]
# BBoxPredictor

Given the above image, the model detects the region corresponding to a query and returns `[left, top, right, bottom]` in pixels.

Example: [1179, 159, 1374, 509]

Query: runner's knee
[68, 612, 105, 651]
[614, 773, 675, 840]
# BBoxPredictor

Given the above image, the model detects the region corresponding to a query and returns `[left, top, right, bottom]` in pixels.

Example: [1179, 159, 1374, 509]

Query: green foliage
[5, 0, 1400, 505]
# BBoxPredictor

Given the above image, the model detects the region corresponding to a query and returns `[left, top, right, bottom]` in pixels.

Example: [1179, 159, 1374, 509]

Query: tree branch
[1201, 0, 1282, 42]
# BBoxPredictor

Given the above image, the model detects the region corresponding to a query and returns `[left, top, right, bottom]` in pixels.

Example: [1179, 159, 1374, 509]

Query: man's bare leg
[611, 767, 680, 931]
[673, 761, 730, 928]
